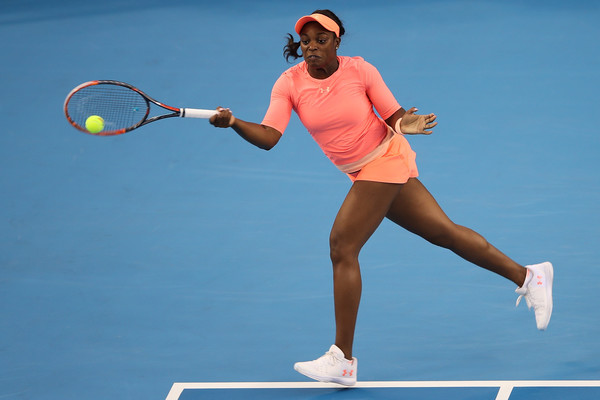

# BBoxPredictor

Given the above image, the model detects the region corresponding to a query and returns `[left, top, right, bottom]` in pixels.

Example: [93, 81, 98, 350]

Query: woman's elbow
[261, 129, 282, 151]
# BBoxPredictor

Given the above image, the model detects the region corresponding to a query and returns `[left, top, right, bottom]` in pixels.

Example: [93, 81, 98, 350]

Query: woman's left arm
[385, 107, 437, 135]
[360, 58, 437, 135]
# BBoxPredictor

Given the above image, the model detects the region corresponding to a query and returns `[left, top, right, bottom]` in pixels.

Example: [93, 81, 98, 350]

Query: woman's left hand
[400, 107, 437, 135]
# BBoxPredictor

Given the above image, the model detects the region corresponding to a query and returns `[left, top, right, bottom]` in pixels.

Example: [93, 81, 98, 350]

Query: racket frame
[64, 80, 216, 136]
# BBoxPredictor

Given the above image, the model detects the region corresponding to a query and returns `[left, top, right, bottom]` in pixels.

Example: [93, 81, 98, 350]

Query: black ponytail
[283, 33, 302, 62]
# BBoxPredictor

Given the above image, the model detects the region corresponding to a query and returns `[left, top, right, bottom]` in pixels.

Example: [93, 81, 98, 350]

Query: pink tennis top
[261, 56, 401, 166]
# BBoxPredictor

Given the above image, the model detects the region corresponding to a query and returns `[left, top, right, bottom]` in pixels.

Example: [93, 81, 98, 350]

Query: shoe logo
[342, 369, 354, 377]
[537, 275, 544, 285]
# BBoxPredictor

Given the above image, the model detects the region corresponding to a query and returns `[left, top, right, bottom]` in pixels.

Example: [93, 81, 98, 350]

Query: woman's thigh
[330, 180, 403, 259]
[385, 178, 456, 247]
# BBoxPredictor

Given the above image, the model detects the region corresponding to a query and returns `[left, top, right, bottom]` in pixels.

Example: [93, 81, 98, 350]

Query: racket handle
[181, 108, 218, 119]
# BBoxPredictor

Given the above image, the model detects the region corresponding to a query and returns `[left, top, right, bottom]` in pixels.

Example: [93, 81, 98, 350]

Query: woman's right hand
[209, 107, 236, 128]
[208, 108, 282, 150]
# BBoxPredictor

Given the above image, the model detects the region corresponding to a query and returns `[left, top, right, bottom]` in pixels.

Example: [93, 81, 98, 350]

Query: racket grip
[181, 108, 218, 119]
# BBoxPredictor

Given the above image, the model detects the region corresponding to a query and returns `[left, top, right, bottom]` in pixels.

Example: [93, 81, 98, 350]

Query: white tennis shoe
[294, 345, 357, 386]
[515, 261, 554, 330]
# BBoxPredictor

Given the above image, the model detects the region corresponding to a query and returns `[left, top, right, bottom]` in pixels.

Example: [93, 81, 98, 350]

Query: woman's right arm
[210, 107, 282, 151]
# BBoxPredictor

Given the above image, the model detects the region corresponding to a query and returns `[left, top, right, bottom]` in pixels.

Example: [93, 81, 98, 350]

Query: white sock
[521, 268, 532, 288]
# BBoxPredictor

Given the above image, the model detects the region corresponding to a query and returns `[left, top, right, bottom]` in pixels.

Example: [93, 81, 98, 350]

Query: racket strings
[66, 85, 149, 133]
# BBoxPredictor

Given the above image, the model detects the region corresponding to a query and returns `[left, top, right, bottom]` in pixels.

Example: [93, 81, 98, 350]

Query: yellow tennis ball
[85, 115, 104, 133]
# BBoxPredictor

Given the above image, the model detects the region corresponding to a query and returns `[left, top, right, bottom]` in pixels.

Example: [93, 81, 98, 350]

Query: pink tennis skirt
[346, 134, 419, 184]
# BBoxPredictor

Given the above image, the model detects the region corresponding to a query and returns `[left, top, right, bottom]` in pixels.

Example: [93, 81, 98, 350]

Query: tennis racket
[64, 80, 218, 136]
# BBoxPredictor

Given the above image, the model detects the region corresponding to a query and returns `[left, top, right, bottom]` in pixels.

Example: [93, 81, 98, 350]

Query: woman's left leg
[385, 178, 528, 286]
[385, 178, 553, 330]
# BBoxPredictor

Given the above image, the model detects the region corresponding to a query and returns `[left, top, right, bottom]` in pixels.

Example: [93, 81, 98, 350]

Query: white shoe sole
[538, 261, 553, 330]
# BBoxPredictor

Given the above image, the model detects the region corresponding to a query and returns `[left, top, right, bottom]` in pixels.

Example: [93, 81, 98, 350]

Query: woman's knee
[329, 230, 360, 266]
[427, 223, 489, 253]
[422, 222, 459, 249]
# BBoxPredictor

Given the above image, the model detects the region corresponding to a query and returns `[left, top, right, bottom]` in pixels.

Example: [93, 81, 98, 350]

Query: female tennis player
[209, 9, 553, 386]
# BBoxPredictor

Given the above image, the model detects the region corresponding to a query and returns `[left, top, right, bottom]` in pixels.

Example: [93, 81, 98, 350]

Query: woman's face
[299, 22, 340, 70]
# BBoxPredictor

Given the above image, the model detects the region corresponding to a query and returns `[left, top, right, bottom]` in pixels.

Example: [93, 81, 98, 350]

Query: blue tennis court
[1, 1, 599, 399]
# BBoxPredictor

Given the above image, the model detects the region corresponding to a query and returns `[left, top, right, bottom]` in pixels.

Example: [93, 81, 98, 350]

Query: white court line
[495, 384, 514, 400]
[166, 380, 600, 400]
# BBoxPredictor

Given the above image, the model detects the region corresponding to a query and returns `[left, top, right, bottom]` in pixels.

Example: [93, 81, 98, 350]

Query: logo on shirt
[319, 86, 331, 94]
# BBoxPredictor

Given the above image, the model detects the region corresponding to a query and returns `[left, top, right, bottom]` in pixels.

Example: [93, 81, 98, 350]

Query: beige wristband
[394, 117, 403, 134]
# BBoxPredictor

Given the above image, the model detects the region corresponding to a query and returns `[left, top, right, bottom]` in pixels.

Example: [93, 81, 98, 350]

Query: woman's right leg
[329, 180, 404, 359]
[294, 180, 404, 386]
